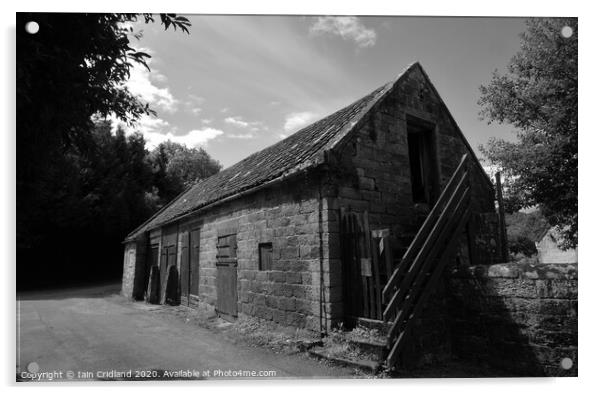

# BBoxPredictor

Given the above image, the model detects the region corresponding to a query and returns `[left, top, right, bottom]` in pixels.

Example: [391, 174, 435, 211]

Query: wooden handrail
[386, 188, 470, 336]
[382, 154, 468, 300]
[381, 154, 473, 368]
[383, 183, 470, 320]
[386, 207, 472, 366]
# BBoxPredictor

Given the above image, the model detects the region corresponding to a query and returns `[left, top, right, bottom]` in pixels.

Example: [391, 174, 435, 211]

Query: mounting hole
[560, 357, 573, 370]
[27, 361, 39, 373]
[561, 26, 573, 38]
[25, 21, 39, 34]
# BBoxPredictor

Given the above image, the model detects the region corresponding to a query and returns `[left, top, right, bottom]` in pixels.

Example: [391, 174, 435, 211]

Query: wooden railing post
[381, 154, 475, 369]
[495, 172, 509, 262]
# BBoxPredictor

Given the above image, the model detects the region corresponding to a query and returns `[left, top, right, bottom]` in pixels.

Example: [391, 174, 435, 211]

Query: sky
[114, 15, 527, 168]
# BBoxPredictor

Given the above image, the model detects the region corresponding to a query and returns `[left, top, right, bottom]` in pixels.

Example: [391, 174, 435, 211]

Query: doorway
[407, 118, 439, 206]
[180, 229, 200, 305]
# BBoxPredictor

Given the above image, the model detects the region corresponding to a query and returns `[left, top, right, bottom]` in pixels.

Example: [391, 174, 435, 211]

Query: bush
[508, 235, 537, 257]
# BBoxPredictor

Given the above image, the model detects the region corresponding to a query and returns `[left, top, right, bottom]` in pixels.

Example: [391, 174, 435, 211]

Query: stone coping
[448, 262, 577, 280]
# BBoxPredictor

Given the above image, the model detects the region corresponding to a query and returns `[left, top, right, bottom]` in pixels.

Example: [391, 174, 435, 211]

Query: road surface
[16, 282, 354, 381]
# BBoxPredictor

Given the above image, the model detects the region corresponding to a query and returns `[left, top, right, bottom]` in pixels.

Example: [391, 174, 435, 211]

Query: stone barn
[122, 62, 502, 366]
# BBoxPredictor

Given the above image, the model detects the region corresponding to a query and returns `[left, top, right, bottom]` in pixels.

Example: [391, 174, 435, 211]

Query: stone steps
[308, 319, 392, 373]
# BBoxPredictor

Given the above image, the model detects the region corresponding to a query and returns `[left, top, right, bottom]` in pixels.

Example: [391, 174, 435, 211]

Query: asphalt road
[16, 282, 354, 381]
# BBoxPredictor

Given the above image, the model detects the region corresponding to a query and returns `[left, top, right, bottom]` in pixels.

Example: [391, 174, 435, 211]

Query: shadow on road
[17, 281, 122, 301]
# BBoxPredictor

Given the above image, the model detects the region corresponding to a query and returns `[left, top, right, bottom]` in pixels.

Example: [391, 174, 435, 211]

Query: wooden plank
[383, 179, 469, 320]
[355, 216, 369, 318]
[371, 235, 383, 319]
[495, 172, 509, 262]
[364, 211, 381, 319]
[180, 231, 190, 301]
[383, 236, 393, 278]
[385, 188, 470, 332]
[383, 154, 468, 300]
[190, 229, 200, 296]
[386, 207, 471, 367]
[361, 212, 377, 319]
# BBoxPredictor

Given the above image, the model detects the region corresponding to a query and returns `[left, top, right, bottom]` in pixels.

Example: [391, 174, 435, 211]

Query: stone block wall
[322, 65, 499, 332]
[121, 242, 137, 298]
[445, 262, 578, 376]
[327, 65, 496, 260]
[179, 173, 333, 332]
[121, 236, 149, 300]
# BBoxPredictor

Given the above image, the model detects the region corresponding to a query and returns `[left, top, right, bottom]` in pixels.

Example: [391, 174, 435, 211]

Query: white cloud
[143, 128, 224, 149]
[228, 133, 255, 140]
[309, 16, 377, 48]
[283, 111, 319, 134]
[224, 116, 250, 128]
[224, 116, 266, 134]
[108, 113, 171, 136]
[108, 114, 222, 149]
[126, 63, 178, 114]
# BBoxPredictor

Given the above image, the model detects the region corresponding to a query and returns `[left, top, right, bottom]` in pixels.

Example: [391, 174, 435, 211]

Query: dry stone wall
[445, 262, 578, 376]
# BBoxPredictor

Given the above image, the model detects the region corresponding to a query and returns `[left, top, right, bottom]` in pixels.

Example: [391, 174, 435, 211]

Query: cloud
[224, 116, 266, 133]
[224, 116, 250, 128]
[309, 16, 377, 48]
[228, 133, 255, 140]
[283, 111, 319, 134]
[185, 93, 205, 115]
[126, 63, 178, 114]
[143, 128, 224, 149]
[108, 114, 222, 149]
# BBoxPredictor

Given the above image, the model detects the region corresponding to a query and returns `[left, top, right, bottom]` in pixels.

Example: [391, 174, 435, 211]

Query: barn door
[216, 233, 238, 320]
[189, 229, 200, 297]
[180, 232, 190, 304]
[340, 209, 386, 325]
[180, 229, 200, 305]
[159, 247, 168, 300]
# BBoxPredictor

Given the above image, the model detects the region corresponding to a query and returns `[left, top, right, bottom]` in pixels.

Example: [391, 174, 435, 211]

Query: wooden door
[146, 246, 159, 297]
[180, 232, 190, 302]
[189, 229, 200, 297]
[216, 233, 237, 319]
[160, 245, 177, 303]
[159, 247, 168, 299]
[340, 209, 387, 324]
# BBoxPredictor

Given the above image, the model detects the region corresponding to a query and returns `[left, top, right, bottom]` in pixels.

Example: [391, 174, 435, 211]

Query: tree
[16, 13, 191, 288]
[147, 141, 222, 206]
[478, 18, 577, 248]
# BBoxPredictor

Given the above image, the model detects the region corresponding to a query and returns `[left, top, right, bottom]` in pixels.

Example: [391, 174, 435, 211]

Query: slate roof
[125, 73, 399, 241]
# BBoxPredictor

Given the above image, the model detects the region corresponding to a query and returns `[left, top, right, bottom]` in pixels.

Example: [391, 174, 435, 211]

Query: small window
[216, 234, 237, 263]
[258, 242, 273, 271]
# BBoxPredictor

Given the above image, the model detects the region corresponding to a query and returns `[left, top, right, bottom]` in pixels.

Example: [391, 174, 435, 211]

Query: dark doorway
[407, 118, 439, 205]
[144, 245, 158, 298]
[160, 245, 176, 302]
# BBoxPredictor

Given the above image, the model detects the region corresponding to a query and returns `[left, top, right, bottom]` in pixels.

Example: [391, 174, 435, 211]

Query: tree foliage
[478, 18, 577, 248]
[505, 210, 550, 257]
[148, 141, 222, 206]
[16, 13, 205, 288]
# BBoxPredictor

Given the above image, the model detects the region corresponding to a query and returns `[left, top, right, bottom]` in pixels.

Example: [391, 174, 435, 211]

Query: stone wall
[445, 262, 578, 376]
[121, 242, 137, 298]
[327, 65, 497, 264]
[121, 237, 149, 300]
[321, 65, 499, 349]
[175, 172, 333, 332]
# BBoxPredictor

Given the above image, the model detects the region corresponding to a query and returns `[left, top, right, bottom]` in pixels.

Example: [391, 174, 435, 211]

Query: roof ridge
[125, 64, 420, 241]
